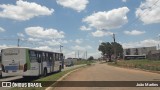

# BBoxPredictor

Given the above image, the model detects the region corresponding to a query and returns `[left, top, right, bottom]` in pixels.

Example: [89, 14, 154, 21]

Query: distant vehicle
[1, 47, 63, 78]
[124, 55, 146, 60]
[64, 58, 77, 67]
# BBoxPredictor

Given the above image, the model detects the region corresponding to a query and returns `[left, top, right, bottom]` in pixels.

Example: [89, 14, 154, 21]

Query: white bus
[1, 47, 63, 78]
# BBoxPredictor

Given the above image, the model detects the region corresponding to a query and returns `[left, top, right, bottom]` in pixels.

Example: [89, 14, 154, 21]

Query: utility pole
[158, 35, 160, 50]
[60, 45, 63, 53]
[113, 33, 117, 63]
[78, 50, 79, 60]
[17, 38, 20, 47]
[75, 51, 77, 58]
[86, 51, 87, 60]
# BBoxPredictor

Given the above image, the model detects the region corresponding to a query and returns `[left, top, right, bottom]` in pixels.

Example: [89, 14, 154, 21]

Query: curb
[45, 66, 85, 90]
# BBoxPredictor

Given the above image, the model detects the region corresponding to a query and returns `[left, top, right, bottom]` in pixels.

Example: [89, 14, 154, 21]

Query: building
[123, 46, 156, 56]
[123, 46, 157, 60]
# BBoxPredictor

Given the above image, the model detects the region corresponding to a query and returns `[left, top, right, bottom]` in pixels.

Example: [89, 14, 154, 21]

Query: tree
[98, 42, 123, 62]
[88, 56, 94, 60]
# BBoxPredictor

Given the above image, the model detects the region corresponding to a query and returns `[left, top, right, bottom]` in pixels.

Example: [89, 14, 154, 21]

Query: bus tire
[43, 68, 47, 77]
[59, 65, 61, 72]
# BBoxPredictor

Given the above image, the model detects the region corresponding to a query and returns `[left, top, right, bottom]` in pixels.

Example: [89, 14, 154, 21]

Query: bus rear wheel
[59, 65, 61, 72]
[43, 68, 47, 77]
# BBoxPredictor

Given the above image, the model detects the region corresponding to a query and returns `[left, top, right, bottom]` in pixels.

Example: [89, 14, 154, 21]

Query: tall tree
[88, 56, 94, 60]
[111, 42, 123, 58]
[98, 42, 123, 62]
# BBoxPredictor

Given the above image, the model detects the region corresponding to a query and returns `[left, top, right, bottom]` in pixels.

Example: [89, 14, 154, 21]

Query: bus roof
[1, 47, 62, 54]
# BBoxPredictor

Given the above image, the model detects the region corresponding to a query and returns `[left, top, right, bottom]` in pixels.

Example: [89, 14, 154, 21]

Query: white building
[123, 46, 156, 55]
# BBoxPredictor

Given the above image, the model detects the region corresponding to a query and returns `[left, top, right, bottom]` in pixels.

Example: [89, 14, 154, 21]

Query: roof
[1, 47, 62, 54]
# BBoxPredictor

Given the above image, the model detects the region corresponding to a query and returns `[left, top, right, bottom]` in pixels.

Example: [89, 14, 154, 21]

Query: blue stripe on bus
[5, 66, 19, 70]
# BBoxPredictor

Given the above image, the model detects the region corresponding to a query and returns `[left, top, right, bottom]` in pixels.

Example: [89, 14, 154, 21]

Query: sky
[0, 0, 160, 59]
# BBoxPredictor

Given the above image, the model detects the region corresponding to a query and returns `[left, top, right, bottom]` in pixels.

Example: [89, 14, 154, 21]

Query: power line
[0, 38, 21, 47]
[123, 0, 160, 31]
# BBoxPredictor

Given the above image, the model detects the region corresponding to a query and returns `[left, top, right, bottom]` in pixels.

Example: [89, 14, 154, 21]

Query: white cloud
[0, 0, 54, 21]
[38, 39, 68, 46]
[80, 26, 91, 31]
[34, 46, 54, 52]
[92, 30, 113, 37]
[28, 38, 41, 42]
[0, 44, 20, 50]
[17, 33, 25, 37]
[72, 45, 92, 51]
[0, 44, 8, 50]
[136, 0, 160, 24]
[56, 0, 89, 12]
[98, 40, 103, 43]
[25, 26, 65, 39]
[88, 51, 101, 59]
[82, 7, 129, 30]
[34, 46, 59, 52]
[75, 39, 83, 44]
[86, 45, 92, 49]
[122, 39, 158, 49]
[124, 30, 145, 35]
[0, 27, 5, 32]
[65, 51, 76, 58]
[122, 0, 127, 2]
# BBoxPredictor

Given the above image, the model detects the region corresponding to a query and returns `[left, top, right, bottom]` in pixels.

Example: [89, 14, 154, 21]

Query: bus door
[37, 52, 43, 76]
[52, 53, 55, 72]
[48, 53, 53, 72]
[61, 54, 64, 69]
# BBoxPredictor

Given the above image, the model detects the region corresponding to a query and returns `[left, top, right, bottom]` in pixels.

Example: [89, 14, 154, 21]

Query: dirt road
[52, 62, 160, 90]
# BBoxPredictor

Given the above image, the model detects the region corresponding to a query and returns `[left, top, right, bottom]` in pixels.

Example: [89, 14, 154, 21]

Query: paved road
[53, 62, 160, 90]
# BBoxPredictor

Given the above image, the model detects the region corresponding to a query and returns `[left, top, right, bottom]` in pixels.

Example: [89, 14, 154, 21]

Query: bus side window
[53, 53, 55, 62]
[48, 53, 53, 62]
[60, 54, 63, 61]
[29, 50, 37, 62]
[46, 53, 48, 61]
[58, 53, 61, 61]
[37, 52, 41, 63]
[56, 53, 59, 61]
[42, 52, 45, 61]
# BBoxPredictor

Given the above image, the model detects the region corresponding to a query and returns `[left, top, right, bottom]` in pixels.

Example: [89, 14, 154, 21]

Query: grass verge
[108, 59, 160, 71]
[75, 60, 95, 65]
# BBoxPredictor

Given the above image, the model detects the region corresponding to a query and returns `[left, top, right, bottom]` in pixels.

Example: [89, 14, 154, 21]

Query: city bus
[124, 55, 146, 60]
[1, 47, 63, 78]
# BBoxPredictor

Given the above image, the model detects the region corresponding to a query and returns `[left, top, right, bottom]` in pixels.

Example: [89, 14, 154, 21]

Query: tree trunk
[108, 55, 112, 62]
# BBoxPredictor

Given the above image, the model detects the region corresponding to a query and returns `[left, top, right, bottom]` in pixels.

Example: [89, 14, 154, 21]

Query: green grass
[10, 65, 86, 90]
[75, 60, 95, 65]
[108, 59, 160, 71]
